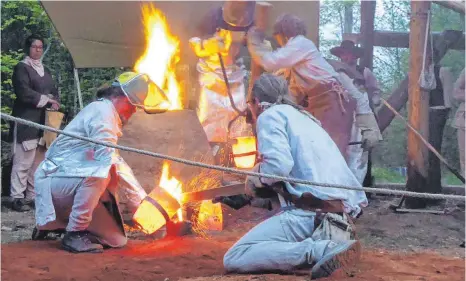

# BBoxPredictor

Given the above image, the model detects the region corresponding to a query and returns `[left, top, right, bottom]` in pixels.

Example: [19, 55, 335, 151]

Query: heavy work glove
[247, 27, 273, 58]
[245, 163, 264, 197]
[189, 31, 230, 58]
[356, 113, 383, 151]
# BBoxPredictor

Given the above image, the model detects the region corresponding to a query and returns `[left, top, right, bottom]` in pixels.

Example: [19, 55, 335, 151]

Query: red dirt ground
[1, 231, 464, 281]
[2, 205, 465, 281]
[2, 111, 464, 280]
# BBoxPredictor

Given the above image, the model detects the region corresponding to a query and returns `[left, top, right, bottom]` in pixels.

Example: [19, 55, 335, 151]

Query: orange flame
[232, 136, 257, 169]
[197, 200, 223, 232]
[135, 4, 182, 110]
[133, 162, 183, 234]
[159, 162, 183, 221]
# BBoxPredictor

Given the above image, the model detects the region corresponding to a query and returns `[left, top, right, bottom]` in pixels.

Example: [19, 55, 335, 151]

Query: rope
[1, 112, 464, 201]
[380, 97, 465, 183]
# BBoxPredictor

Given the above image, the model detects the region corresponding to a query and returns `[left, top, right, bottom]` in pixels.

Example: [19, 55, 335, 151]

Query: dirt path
[1, 196, 465, 281]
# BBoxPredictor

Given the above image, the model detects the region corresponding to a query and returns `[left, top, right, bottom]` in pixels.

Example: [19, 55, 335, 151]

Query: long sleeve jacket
[256, 104, 368, 216]
[248, 35, 340, 98]
[9, 62, 59, 143]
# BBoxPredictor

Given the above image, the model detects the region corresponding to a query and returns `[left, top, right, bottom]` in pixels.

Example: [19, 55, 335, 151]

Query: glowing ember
[197, 200, 223, 232]
[232, 136, 257, 169]
[133, 162, 183, 234]
[135, 4, 182, 110]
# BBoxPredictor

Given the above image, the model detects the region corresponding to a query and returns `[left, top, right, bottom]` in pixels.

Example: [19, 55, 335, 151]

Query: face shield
[112, 72, 171, 114]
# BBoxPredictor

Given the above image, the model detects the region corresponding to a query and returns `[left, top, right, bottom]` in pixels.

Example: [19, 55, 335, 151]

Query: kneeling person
[34, 72, 154, 253]
[223, 74, 368, 278]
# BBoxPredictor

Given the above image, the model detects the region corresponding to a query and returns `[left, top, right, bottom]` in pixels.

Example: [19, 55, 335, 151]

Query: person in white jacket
[247, 14, 356, 158]
[223, 73, 367, 278]
[189, 3, 255, 161]
[33, 72, 159, 253]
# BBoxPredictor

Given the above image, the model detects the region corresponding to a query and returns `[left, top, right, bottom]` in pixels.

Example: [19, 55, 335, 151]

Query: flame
[159, 162, 183, 221]
[135, 4, 182, 110]
[196, 200, 223, 232]
[133, 162, 183, 234]
[232, 136, 257, 169]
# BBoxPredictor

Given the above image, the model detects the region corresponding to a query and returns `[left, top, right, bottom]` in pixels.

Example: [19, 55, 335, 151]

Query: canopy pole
[73, 68, 84, 110]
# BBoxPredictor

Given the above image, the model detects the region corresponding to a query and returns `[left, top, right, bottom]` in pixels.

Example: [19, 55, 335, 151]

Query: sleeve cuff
[36, 95, 50, 108]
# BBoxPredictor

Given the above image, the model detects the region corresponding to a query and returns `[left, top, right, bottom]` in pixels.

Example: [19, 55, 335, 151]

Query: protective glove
[247, 27, 273, 59]
[245, 163, 263, 197]
[189, 35, 228, 58]
[356, 113, 383, 151]
[372, 94, 382, 107]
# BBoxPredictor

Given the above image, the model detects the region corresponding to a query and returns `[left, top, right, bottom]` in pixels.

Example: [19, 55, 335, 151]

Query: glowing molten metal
[232, 136, 257, 169]
[133, 162, 183, 234]
[135, 4, 182, 110]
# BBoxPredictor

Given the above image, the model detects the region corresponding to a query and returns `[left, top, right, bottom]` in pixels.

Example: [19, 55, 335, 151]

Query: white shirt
[249, 35, 339, 94]
[256, 104, 368, 216]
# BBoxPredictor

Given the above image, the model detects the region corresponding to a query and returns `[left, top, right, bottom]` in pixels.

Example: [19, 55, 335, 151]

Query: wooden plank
[433, 0, 465, 15]
[181, 183, 244, 203]
[359, 0, 376, 69]
[343, 31, 465, 50]
[375, 183, 465, 195]
[405, 1, 431, 208]
[395, 208, 445, 214]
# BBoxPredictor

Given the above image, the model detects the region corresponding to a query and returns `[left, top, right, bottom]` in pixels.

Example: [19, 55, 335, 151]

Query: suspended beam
[433, 0, 465, 15]
[343, 31, 465, 50]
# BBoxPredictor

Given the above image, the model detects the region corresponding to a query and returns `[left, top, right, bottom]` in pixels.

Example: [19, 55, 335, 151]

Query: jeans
[224, 209, 332, 272]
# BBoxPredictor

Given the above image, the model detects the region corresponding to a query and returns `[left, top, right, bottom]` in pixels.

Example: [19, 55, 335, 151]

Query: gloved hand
[372, 94, 382, 107]
[245, 163, 263, 197]
[247, 27, 272, 58]
[189, 35, 228, 58]
[356, 113, 383, 151]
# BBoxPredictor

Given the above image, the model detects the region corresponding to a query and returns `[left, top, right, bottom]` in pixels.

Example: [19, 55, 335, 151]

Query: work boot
[24, 198, 35, 209]
[11, 199, 31, 212]
[310, 240, 361, 279]
[32, 227, 65, 241]
[62, 231, 104, 253]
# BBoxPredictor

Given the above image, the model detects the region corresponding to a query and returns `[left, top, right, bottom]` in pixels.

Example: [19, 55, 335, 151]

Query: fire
[196, 200, 223, 232]
[133, 162, 183, 234]
[232, 136, 257, 169]
[159, 162, 183, 221]
[135, 4, 182, 110]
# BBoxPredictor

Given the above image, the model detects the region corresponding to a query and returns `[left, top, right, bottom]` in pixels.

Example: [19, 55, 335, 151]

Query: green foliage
[1, 0, 122, 132]
[372, 167, 405, 183]
[319, 0, 464, 175]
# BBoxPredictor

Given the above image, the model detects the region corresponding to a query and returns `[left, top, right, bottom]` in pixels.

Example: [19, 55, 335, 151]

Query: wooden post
[377, 30, 464, 133]
[247, 2, 272, 101]
[359, 0, 376, 70]
[405, 1, 431, 209]
[344, 2, 354, 34]
[359, 0, 376, 190]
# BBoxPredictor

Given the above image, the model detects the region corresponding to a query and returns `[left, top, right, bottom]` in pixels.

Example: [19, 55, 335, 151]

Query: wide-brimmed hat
[222, 1, 255, 28]
[330, 40, 364, 58]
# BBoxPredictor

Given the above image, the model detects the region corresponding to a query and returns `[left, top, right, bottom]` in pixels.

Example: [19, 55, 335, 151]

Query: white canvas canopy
[41, 1, 320, 68]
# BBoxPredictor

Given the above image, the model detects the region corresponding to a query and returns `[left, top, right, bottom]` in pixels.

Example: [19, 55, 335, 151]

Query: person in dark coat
[8, 34, 60, 212]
